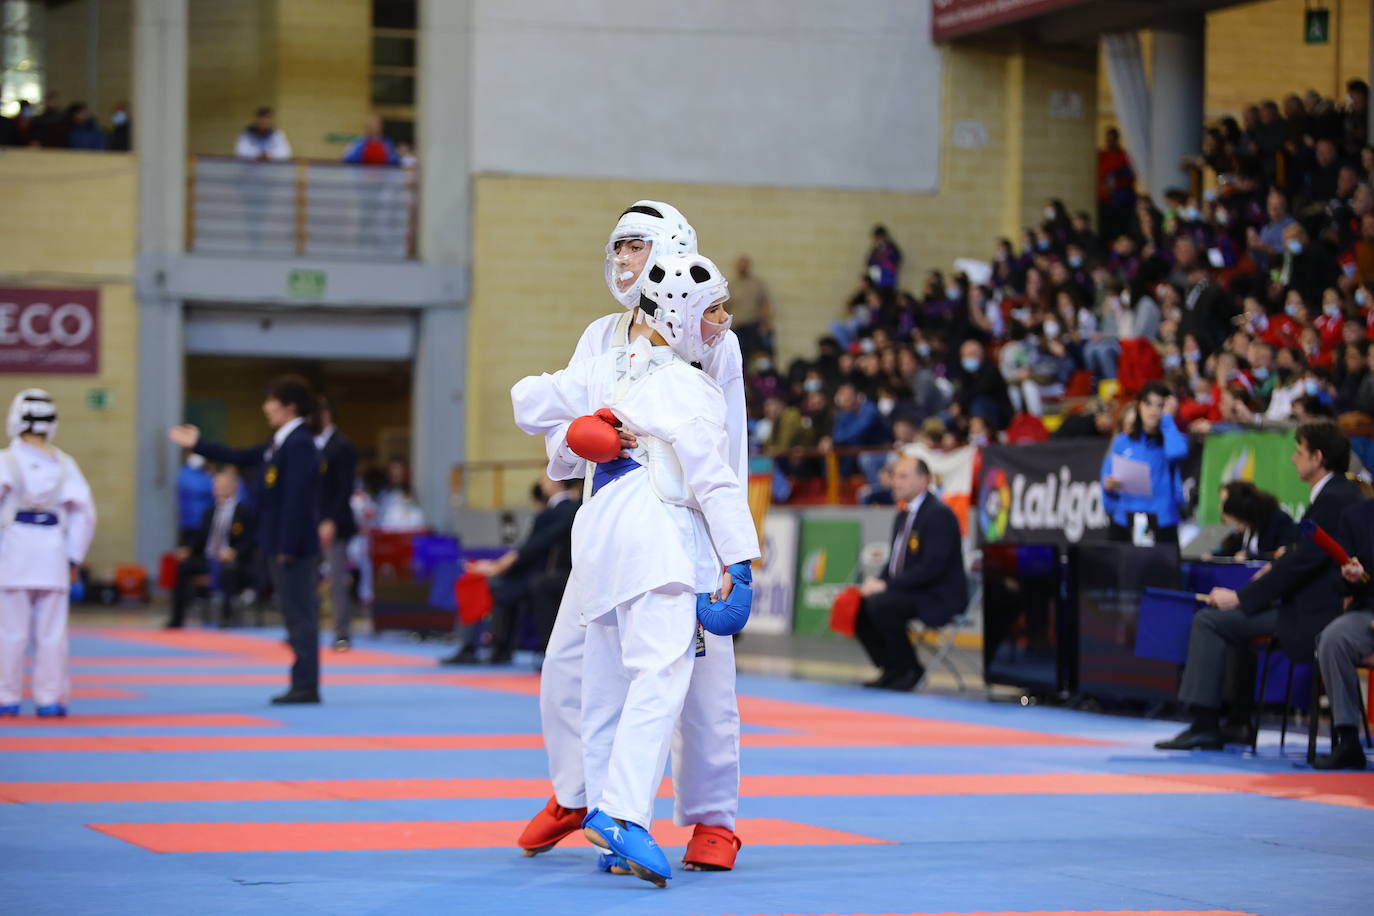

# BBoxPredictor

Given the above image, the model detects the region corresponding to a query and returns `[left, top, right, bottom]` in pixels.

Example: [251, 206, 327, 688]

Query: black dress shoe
[270, 690, 321, 705]
[1154, 726, 1225, 750]
[877, 670, 921, 692]
[440, 647, 479, 666]
[1313, 733, 1369, 771]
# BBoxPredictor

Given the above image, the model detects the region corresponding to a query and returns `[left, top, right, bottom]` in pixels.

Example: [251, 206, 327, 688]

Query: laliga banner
[977, 439, 1110, 546]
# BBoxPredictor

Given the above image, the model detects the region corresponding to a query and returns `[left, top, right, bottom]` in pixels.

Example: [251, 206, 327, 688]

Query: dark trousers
[854, 589, 938, 677]
[271, 555, 320, 693]
[486, 569, 569, 657]
[169, 557, 246, 627]
[1316, 610, 1374, 727]
[1178, 604, 1280, 715]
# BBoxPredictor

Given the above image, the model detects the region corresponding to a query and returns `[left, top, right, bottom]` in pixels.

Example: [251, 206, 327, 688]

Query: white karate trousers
[541, 585, 742, 829]
[581, 585, 699, 830]
[0, 589, 70, 706]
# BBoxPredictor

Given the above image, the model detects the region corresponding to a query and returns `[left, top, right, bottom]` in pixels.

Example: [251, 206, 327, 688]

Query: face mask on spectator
[945, 286, 961, 300]
[1182, 207, 1201, 222]
[1286, 303, 1301, 318]
[970, 433, 990, 448]
[1120, 291, 1131, 306]
[1037, 239, 1051, 252]
[996, 249, 1009, 262]
[112, 110, 128, 126]
[754, 358, 773, 373]
[1252, 367, 1270, 380]
[1044, 206, 1056, 221]
[804, 379, 822, 393]
[915, 342, 931, 357]
[1215, 209, 1230, 226]
[1042, 320, 1060, 339]
[1184, 349, 1201, 362]
[961, 357, 980, 373]
[1357, 288, 1369, 307]
[1068, 254, 1083, 268]
[1287, 239, 1305, 255]
[877, 397, 895, 415]
[1250, 313, 1268, 331]
[1306, 379, 1321, 396]
[1012, 307, 1031, 323]
[1195, 391, 1212, 405]
[1163, 354, 1182, 370]
[1324, 303, 1342, 318]
[859, 338, 876, 354]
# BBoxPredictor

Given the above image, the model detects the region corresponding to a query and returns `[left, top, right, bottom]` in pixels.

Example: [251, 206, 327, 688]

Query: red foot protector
[829, 586, 862, 637]
[567, 411, 622, 463]
[516, 795, 587, 855]
[683, 823, 742, 870]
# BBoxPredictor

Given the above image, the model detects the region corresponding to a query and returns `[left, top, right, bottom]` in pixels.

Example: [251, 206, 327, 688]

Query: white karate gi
[0, 440, 96, 707]
[537, 313, 749, 830]
[513, 342, 759, 831]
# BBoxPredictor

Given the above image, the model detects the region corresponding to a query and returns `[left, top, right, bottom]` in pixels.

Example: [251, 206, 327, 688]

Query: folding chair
[908, 549, 982, 692]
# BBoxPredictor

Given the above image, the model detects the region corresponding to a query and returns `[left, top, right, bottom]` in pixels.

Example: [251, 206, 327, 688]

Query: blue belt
[592, 456, 641, 496]
[14, 511, 59, 526]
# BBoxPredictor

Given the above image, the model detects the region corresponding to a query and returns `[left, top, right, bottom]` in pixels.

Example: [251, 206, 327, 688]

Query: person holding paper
[1101, 382, 1190, 546]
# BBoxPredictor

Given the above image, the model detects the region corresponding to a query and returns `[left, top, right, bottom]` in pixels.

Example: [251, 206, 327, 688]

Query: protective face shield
[7, 388, 58, 441]
[637, 254, 731, 364]
[604, 201, 698, 308]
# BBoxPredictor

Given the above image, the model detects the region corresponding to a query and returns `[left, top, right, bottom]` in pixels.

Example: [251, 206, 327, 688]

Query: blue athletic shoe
[0, 705, 19, 717]
[596, 852, 632, 875]
[35, 704, 67, 718]
[581, 808, 671, 887]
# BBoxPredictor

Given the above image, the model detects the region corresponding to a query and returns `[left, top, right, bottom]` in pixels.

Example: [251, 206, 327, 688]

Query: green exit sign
[1305, 9, 1330, 45]
[288, 269, 327, 299]
[86, 388, 111, 411]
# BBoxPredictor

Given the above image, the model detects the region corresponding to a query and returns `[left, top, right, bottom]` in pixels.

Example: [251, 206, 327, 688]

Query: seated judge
[853, 456, 968, 692]
[166, 466, 255, 629]
[1156, 421, 1362, 750]
[1208, 480, 1298, 561]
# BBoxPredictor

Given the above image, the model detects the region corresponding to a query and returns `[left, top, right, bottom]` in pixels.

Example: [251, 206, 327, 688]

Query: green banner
[1197, 431, 1310, 525]
[793, 518, 862, 634]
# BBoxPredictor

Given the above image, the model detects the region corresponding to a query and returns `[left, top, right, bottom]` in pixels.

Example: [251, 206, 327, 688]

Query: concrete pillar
[413, 0, 472, 529]
[1149, 13, 1204, 195]
[411, 306, 468, 530]
[132, 0, 188, 571]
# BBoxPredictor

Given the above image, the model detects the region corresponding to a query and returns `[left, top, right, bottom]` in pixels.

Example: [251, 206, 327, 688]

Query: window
[370, 1, 416, 140]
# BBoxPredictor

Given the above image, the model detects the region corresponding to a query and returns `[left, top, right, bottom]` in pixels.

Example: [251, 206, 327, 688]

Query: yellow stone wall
[187, 0, 276, 157]
[0, 151, 138, 576]
[271, 0, 372, 160]
[463, 41, 1099, 506]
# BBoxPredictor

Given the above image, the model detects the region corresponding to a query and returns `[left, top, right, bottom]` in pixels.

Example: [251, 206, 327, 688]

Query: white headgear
[604, 201, 698, 308]
[638, 254, 732, 364]
[7, 389, 58, 442]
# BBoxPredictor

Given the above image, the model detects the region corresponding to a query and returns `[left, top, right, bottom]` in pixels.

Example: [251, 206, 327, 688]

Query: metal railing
[187, 156, 418, 261]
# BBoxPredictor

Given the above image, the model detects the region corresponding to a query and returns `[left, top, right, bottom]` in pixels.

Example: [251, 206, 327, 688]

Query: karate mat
[1, 626, 1369, 915]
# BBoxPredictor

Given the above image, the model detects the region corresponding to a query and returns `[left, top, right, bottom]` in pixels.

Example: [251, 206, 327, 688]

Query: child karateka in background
[518, 201, 750, 873]
[0, 389, 96, 717]
[511, 253, 759, 887]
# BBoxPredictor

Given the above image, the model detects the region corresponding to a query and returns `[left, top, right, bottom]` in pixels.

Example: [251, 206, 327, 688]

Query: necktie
[889, 507, 917, 577]
[209, 503, 233, 556]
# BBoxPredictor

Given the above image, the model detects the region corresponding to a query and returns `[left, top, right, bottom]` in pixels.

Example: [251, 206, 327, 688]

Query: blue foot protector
[596, 852, 632, 875]
[35, 704, 67, 718]
[0, 705, 19, 716]
[581, 808, 671, 887]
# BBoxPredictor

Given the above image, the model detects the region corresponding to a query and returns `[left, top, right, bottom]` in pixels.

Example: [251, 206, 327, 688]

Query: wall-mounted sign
[0, 287, 100, 375]
[1304, 9, 1330, 45]
[288, 269, 327, 299]
[951, 120, 989, 149]
[932, 0, 1091, 42]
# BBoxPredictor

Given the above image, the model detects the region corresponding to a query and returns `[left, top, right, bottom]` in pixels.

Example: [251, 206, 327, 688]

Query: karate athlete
[511, 253, 759, 887]
[0, 390, 96, 717]
[517, 202, 752, 872]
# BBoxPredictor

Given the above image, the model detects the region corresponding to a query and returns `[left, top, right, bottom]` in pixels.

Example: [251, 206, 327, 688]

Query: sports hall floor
[1, 622, 1369, 916]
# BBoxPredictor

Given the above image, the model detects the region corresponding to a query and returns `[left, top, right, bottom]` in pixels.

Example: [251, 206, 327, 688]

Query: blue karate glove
[696, 561, 753, 636]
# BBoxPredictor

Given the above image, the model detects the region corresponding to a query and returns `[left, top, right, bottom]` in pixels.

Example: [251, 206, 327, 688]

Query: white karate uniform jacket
[0, 441, 96, 590]
[512, 343, 759, 620]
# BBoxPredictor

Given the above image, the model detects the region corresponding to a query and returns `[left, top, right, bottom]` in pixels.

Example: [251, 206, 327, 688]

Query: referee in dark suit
[1157, 421, 1362, 750]
[315, 396, 359, 650]
[854, 456, 968, 692]
[169, 375, 323, 704]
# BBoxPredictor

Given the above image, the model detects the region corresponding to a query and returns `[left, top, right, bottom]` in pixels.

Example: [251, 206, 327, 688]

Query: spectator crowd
[744, 80, 1374, 501]
[1, 90, 130, 150]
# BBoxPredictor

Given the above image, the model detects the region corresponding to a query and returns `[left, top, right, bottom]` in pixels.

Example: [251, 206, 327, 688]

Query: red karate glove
[566, 409, 623, 463]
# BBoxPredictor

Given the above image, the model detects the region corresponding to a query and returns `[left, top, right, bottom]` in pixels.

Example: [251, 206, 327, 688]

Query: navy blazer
[1337, 498, 1374, 608]
[510, 497, 580, 578]
[195, 423, 321, 559]
[1239, 474, 1364, 661]
[880, 493, 968, 627]
[318, 430, 359, 541]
